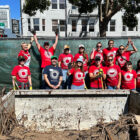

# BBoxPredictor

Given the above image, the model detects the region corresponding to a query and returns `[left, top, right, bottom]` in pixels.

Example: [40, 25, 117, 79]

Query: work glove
[29, 86, 32, 90]
[30, 29, 36, 35]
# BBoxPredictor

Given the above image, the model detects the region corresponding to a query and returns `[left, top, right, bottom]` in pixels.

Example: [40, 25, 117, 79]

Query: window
[72, 20, 76, 32]
[122, 23, 126, 31]
[128, 27, 134, 31]
[52, 20, 58, 31]
[28, 18, 31, 31]
[59, 0, 65, 9]
[110, 20, 115, 31]
[72, 5, 76, 9]
[52, 0, 57, 9]
[82, 20, 88, 32]
[89, 19, 94, 32]
[42, 19, 45, 31]
[33, 18, 40, 31]
[60, 20, 66, 31]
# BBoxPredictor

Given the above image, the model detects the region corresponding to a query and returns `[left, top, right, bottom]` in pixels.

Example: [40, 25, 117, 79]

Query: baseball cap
[79, 44, 85, 48]
[18, 56, 25, 61]
[64, 45, 70, 49]
[77, 58, 83, 63]
[44, 42, 50, 46]
[51, 56, 58, 60]
[95, 56, 101, 61]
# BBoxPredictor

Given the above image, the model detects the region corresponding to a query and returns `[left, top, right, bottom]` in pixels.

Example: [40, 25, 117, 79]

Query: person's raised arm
[33, 34, 41, 50]
[90, 48, 95, 60]
[53, 34, 58, 50]
[27, 37, 34, 50]
[129, 39, 138, 55]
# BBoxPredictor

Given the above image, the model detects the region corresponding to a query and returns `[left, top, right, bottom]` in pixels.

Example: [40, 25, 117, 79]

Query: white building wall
[21, 0, 140, 37]
[0, 5, 11, 29]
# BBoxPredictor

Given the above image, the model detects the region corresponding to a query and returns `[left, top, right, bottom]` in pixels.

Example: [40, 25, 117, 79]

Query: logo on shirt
[44, 51, 52, 58]
[107, 68, 117, 77]
[118, 56, 126, 65]
[94, 69, 99, 75]
[63, 57, 71, 66]
[75, 72, 83, 80]
[107, 52, 116, 58]
[50, 70, 59, 80]
[95, 53, 103, 61]
[18, 69, 28, 78]
[124, 73, 133, 81]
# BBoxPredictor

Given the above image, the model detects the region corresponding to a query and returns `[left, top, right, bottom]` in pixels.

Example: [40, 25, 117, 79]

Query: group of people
[11, 32, 140, 91]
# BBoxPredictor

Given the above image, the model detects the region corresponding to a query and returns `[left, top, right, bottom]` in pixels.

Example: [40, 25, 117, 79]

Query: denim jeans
[61, 69, 68, 89]
[107, 85, 116, 89]
[71, 84, 84, 89]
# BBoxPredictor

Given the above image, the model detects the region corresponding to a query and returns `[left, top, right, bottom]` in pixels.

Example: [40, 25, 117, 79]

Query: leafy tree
[68, 0, 140, 37]
[23, 0, 50, 16]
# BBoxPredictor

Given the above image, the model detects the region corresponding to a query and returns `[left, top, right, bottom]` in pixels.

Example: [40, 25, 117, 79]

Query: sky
[0, 0, 20, 19]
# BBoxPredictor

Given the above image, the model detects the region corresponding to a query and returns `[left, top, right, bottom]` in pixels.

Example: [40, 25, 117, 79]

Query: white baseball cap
[79, 44, 85, 48]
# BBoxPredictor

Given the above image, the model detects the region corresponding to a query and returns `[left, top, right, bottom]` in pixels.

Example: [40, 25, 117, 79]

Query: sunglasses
[97, 45, 102, 48]
[108, 59, 113, 62]
[119, 48, 124, 50]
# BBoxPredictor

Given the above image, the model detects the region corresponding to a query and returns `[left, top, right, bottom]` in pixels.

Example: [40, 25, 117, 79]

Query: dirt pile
[0, 114, 139, 140]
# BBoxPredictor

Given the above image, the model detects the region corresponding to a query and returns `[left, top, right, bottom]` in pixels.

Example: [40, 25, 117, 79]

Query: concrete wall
[14, 90, 130, 132]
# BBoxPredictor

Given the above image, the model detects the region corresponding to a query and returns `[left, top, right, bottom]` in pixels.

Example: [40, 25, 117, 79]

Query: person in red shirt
[103, 40, 118, 65]
[106, 56, 121, 89]
[136, 60, 140, 92]
[58, 45, 73, 89]
[89, 56, 106, 89]
[11, 56, 32, 90]
[74, 44, 89, 73]
[90, 42, 103, 65]
[33, 32, 58, 89]
[18, 37, 34, 67]
[116, 38, 137, 69]
[121, 61, 137, 90]
[68, 58, 85, 89]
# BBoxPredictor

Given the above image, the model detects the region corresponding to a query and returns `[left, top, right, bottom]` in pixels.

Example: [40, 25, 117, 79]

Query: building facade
[0, 5, 11, 29]
[21, 0, 140, 37]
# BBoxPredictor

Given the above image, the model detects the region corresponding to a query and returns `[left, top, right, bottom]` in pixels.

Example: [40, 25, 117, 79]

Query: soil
[0, 114, 138, 140]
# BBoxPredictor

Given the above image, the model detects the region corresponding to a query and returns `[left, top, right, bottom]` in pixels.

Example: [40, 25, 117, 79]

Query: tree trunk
[99, 19, 110, 37]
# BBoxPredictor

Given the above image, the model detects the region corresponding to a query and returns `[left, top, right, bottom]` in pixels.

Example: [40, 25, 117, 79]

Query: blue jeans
[107, 85, 116, 89]
[71, 84, 84, 90]
[61, 69, 68, 89]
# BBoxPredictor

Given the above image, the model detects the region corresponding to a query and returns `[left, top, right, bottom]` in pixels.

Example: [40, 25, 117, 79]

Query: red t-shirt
[18, 50, 31, 67]
[69, 68, 85, 86]
[121, 70, 137, 89]
[136, 70, 140, 88]
[116, 51, 131, 68]
[103, 47, 118, 65]
[74, 53, 89, 72]
[39, 46, 55, 68]
[106, 64, 121, 86]
[88, 65, 106, 88]
[58, 53, 73, 69]
[91, 50, 103, 64]
[11, 65, 31, 83]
